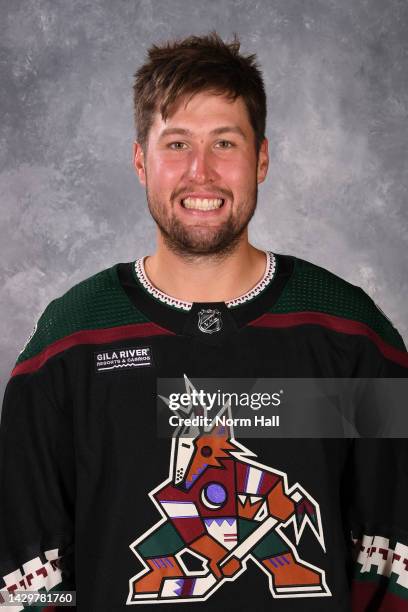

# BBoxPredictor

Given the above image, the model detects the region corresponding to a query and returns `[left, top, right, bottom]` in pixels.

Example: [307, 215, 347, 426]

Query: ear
[133, 141, 146, 186]
[257, 137, 269, 184]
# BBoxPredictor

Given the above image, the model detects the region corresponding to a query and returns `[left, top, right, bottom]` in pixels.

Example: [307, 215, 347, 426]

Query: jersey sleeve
[0, 357, 75, 610]
[348, 439, 408, 612]
[345, 298, 408, 611]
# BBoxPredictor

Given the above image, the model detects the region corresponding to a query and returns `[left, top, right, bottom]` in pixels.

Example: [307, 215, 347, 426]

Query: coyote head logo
[163, 376, 241, 490]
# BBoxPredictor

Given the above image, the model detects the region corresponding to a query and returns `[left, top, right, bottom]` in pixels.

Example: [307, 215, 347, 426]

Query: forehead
[150, 91, 253, 136]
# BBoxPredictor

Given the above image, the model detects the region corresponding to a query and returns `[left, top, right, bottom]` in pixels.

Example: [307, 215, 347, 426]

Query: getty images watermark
[156, 376, 408, 438]
[165, 383, 283, 429]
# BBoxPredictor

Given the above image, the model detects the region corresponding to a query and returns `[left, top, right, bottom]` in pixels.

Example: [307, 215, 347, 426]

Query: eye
[215, 140, 235, 149]
[168, 141, 188, 150]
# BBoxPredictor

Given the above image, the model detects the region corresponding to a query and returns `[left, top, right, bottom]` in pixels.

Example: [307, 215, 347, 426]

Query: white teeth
[182, 197, 223, 210]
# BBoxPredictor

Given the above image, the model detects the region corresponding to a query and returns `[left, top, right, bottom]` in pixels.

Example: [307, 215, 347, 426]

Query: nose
[186, 147, 217, 184]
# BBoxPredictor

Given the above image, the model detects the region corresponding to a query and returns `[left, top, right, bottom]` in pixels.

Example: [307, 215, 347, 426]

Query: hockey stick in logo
[127, 376, 331, 604]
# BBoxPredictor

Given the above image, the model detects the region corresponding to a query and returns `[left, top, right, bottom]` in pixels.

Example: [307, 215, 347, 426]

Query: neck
[144, 233, 267, 304]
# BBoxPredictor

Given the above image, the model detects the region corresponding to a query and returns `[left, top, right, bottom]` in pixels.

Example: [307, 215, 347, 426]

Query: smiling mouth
[180, 196, 225, 211]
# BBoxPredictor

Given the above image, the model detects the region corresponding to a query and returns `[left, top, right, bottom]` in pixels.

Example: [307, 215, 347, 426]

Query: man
[1, 32, 407, 612]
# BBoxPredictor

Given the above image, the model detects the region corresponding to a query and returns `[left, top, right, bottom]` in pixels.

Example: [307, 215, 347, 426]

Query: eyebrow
[159, 125, 247, 140]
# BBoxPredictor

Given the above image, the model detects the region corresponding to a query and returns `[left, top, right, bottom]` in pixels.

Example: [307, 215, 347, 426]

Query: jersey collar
[134, 251, 276, 312]
[116, 253, 294, 337]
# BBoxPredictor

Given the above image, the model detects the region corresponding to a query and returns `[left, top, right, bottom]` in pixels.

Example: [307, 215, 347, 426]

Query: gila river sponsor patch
[95, 346, 153, 372]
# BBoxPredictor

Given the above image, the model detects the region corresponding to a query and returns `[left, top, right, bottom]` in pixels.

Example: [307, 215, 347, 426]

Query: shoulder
[14, 263, 149, 375]
[272, 253, 406, 352]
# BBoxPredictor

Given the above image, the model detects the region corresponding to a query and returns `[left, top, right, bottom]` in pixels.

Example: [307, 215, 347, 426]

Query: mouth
[180, 196, 225, 211]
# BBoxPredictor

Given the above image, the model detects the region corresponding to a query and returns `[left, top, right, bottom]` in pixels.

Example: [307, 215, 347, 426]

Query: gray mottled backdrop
[1, 0, 407, 401]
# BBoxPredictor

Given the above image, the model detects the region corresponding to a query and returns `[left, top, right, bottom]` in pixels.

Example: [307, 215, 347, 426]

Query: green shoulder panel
[271, 257, 406, 352]
[16, 264, 150, 365]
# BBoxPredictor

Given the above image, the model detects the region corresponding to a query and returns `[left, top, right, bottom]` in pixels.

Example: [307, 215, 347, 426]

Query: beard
[145, 181, 258, 258]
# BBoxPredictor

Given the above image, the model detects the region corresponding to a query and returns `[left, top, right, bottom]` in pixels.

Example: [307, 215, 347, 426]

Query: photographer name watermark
[168, 413, 280, 428]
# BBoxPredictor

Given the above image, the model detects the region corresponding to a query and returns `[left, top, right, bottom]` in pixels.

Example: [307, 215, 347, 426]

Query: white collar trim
[134, 251, 276, 312]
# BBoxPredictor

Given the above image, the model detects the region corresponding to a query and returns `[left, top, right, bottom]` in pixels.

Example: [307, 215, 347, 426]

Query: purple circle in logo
[206, 483, 227, 504]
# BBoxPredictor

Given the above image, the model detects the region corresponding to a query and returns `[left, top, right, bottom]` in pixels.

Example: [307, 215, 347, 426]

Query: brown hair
[133, 31, 267, 153]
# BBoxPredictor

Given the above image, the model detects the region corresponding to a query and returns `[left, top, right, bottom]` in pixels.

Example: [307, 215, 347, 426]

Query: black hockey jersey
[1, 252, 408, 611]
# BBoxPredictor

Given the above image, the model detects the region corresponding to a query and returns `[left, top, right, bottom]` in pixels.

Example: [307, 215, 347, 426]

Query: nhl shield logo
[197, 308, 222, 334]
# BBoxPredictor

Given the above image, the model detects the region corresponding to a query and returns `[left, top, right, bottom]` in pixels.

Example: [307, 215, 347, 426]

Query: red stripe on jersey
[249, 312, 408, 368]
[351, 580, 408, 611]
[11, 322, 174, 377]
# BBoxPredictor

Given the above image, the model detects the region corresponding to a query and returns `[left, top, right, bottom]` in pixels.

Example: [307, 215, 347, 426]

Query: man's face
[133, 91, 269, 256]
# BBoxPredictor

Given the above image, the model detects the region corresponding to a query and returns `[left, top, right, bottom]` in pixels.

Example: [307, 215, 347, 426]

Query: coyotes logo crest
[127, 376, 331, 604]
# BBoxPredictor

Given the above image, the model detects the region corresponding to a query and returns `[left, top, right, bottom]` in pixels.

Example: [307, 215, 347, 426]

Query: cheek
[152, 156, 187, 185]
[217, 156, 256, 186]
